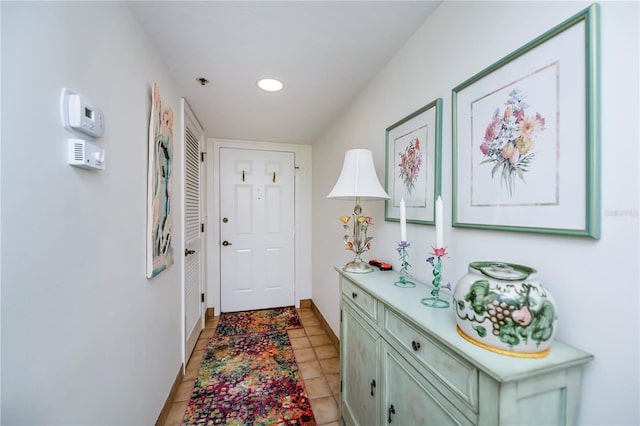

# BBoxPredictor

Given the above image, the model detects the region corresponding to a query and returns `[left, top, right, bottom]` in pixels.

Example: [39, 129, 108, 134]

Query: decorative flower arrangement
[340, 214, 373, 256]
[479, 89, 546, 196]
[398, 137, 422, 196]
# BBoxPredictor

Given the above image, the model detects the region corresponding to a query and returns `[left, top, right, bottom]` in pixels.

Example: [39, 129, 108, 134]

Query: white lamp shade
[327, 149, 390, 200]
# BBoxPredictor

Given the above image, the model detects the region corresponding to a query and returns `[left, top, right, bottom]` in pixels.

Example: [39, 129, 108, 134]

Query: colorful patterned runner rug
[182, 307, 315, 425]
[215, 306, 303, 337]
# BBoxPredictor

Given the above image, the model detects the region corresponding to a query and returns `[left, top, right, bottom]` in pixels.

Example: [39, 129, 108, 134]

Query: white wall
[1, 2, 183, 424]
[312, 1, 639, 424]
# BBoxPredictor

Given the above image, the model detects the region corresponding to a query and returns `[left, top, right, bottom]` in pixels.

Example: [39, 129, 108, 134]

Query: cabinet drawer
[341, 277, 377, 322]
[384, 307, 478, 412]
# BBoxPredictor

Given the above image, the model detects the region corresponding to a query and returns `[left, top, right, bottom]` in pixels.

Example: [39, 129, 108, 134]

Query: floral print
[479, 89, 546, 196]
[398, 137, 422, 196]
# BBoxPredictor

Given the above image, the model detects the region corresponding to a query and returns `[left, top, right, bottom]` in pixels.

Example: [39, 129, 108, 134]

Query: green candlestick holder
[421, 248, 452, 308]
[394, 241, 415, 288]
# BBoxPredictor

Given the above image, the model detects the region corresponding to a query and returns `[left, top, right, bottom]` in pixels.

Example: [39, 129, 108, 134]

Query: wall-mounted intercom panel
[60, 88, 105, 138]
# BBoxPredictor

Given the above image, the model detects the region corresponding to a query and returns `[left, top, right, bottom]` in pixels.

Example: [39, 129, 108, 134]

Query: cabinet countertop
[336, 267, 593, 383]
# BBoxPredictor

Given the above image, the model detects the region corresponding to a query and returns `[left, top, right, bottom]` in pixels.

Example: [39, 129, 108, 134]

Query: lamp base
[343, 259, 373, 274]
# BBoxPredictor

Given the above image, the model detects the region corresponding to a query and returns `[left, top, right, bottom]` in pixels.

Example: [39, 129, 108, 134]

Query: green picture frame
[385, 98, 443, 225]
[452, 4, 600, 238]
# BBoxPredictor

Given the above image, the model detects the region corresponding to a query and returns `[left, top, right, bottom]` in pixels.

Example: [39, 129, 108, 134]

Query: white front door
[182, 100, 204, 364]
[219, 148, 295, 312]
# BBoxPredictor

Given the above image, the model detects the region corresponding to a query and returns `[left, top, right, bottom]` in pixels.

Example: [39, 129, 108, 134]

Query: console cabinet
[338, 268, 593, 426]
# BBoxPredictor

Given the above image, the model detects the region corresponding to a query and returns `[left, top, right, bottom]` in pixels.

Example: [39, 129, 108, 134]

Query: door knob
[184, 248, 195, 256]
[222, 240, 232, 246]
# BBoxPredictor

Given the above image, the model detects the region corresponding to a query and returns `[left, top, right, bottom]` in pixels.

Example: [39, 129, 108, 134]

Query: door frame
[206, 138, 312, 314]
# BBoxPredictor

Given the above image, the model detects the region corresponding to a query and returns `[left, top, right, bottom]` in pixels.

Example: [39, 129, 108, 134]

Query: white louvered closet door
[183, 100, 204, 366]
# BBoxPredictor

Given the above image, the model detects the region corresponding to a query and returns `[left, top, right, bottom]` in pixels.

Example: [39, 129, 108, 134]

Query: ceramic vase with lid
[453, 261, 558, 358]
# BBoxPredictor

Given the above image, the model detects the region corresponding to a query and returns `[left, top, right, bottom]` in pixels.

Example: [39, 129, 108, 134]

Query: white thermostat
[68, 139, 105, 170]
[61, 88, 105, 138]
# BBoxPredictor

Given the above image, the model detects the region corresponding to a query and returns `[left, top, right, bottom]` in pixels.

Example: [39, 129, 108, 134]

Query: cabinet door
[382, 344, 473, 426]
[341, 304, 380, 426]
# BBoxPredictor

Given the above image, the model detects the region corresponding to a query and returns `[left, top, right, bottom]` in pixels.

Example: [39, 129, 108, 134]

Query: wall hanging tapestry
[147, 82, 174, 278]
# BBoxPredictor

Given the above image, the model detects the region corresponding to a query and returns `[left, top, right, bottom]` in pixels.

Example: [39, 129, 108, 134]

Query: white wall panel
[1, 2, 183, 423]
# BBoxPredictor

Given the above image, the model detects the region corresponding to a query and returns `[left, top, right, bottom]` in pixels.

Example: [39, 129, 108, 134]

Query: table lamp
[327, 149, 389, 273]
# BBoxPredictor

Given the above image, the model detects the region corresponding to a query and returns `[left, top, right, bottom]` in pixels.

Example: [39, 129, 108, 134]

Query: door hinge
[340, 380, 343, 392]
[201, 293, 205, 303]
[340, 309, 343, 322]
[201, 152, 205, 162]
[201, 223, 205, 232]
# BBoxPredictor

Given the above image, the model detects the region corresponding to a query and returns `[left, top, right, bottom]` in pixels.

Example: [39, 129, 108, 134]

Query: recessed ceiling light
[257, 78, 284, 92]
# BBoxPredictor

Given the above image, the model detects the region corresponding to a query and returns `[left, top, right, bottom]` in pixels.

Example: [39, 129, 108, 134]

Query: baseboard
[155, 364, 183, 426]
[206, 307, 215, 319]
[310, 300, 340, 351]
[299, 299, 312, 308]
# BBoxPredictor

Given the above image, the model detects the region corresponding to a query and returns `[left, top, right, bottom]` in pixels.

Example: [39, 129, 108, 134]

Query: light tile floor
[164, 307, 341, 426]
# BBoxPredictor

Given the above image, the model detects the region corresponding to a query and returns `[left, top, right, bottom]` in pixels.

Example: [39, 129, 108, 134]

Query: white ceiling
[128, 1, 441, 144]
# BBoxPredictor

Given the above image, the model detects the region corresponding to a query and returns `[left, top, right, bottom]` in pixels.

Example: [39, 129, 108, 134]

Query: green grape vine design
[456, 280, 556, 348]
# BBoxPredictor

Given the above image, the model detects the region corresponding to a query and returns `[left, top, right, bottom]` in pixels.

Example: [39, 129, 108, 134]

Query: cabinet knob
[388, 404, 396, 423]
[352, 292, 358, 299]
[370, 379, 376, 396]
[411, 340, 421, 351]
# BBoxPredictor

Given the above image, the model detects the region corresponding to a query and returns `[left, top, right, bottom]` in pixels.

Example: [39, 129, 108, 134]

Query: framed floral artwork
[385, 98, 442, 225]
[452, 4, 600, 238]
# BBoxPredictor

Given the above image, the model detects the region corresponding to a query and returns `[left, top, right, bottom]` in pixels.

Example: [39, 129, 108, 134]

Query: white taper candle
[435, 196, 443, 248]
[400, 198, 407, 242]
